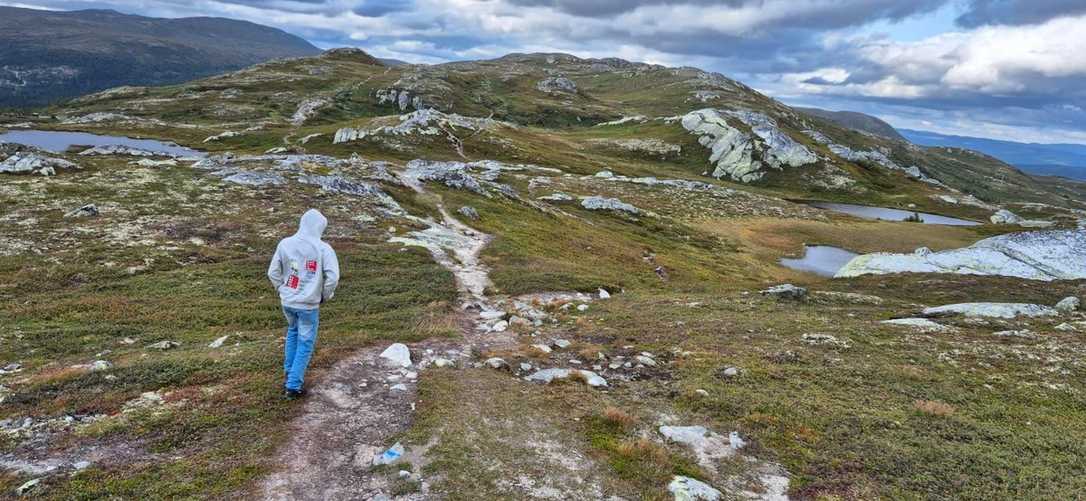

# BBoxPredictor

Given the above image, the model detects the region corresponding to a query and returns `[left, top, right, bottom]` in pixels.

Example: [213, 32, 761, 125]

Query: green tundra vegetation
[1, 49, 1084, 500]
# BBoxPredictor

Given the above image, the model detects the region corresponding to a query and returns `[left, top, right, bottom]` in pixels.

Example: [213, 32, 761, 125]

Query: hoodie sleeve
[321, 243, 340, 302]
[267, 243, 284, 288]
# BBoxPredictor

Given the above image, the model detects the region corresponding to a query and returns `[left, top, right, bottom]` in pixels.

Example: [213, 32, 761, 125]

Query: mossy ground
[3, 51, 1085, 500]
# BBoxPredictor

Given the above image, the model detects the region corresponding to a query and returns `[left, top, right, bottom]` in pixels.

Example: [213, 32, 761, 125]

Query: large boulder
[837, 230, 1086, 281]
[1056, 296, 1081, 313]
[0, 145, 79, 176]
[536, 76, 577, 94]
[990, 209, 1023, 225]
[668, 476, 721, 501]
[580, 196, 644, 215]
[681, 109, 760, 182]
[681, 109, 815, 183]
[760, 284, 807, 300]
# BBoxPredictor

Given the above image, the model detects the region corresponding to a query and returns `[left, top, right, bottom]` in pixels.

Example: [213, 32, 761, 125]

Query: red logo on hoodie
[287, 275, 300, 289]
[306, 260, 318, 273]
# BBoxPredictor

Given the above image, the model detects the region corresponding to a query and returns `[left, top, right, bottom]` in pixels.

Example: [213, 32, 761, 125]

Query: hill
[0, 7, 321, 108]
[2, 49, 1085, 500]
[795, 107, 908, 142]
[37, 50, 1085, 209]
[902, 128, 1086, 181]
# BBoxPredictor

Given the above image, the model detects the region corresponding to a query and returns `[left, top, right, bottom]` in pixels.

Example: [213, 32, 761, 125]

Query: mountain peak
[321, 48, 384, 66]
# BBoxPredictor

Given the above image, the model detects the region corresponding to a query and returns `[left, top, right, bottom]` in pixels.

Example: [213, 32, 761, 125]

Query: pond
[0, 129, 204, 158]
[806, 202, 980, 226]
[780, 245, 858, 277]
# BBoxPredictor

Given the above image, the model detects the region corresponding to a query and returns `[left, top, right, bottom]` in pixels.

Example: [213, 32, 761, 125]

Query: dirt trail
[259, 339, 462, 500]
[259, 177, 510, 499]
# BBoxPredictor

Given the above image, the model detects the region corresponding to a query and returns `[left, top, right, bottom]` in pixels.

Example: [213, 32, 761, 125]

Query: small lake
[806, 202, 980, 226]
[0, 129, 204, 158]
[780, 245, 858, 277]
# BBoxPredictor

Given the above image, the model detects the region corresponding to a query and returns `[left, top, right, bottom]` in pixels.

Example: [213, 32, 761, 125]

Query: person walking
[267, 209, 340, 399]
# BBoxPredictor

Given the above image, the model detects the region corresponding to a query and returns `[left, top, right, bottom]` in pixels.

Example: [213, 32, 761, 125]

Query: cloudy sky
[9, 0, 1086, 144]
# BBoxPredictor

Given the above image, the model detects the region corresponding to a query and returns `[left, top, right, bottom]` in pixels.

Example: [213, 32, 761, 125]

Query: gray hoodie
[267, 209, 340, 310]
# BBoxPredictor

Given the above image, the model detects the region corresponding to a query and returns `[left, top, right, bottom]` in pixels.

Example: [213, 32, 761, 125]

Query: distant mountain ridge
[795, 107, 907, 142]
[0, 7, 321, 108]
[901, 129, 1086, 181]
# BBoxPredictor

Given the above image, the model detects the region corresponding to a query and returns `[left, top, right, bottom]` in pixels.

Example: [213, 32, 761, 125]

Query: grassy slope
[3, 51, 1085, 499]
[0, 159, 458, 497]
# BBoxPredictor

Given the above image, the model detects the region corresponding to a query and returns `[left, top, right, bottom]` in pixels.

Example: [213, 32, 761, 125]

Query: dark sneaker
[284, 388, 305, 400]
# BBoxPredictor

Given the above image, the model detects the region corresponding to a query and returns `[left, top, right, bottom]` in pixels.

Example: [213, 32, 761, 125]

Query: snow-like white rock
[1055, 296, 1080, 313]
[681, 109, 760, 182]
[580, 196, 647, 215]
[682, 109, 815, 183]
[837, 230, 1086, 281]
[380, 343, 413, 368]
[922, 303, 1059, 319]
[525, 368, 608, 388]
[881, 318, 954, 332]
[668, 476, 722, 501]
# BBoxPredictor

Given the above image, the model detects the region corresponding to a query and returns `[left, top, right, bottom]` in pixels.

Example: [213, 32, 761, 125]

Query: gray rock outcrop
[681, 108, 815, 183]
[525, 368, 608, 387]
[536, 76, 577, 94]
[837, 230, 1086, 281]
[64, 204, 99, 218]
[580, 196, 645, 215]
[990, 209, 1023, 225]
[0, 145, 79, 176]
[1056, 296, 1081, 313]
[760, 284, 807, 300]
[921, 302, 1059, 319]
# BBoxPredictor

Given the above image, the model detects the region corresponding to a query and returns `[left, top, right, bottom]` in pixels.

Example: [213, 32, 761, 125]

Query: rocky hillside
[0, 7, 321, 108]
[39, 49, 1086, 214]
[1, 49, 1085, 500]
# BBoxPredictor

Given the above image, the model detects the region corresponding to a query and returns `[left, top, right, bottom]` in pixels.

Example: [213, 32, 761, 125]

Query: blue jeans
[283, 306, 319, 391]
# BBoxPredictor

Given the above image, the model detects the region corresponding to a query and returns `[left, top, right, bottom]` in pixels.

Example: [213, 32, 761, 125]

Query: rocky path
[259, 176, 509, 500]
[259, 341, 455, 500]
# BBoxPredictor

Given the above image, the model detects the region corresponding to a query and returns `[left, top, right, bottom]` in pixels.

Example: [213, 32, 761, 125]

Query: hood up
[296, 209, 327, 242]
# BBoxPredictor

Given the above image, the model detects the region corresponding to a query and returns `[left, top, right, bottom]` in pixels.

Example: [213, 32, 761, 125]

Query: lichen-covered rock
[668, 476, 721, 501]
[333, 127, 366, 144]
[539, 192, 574, 202]
[376, 88, 424, 111]
[291, 97, 329, 126]
[922, 302, 1059, 319]
[760, 284, 807, 300]
[536, 76, 577, 94]
[0, 146, 79, 176]
[335, 110, 507, 144]
[525, 368, 608, 388]
[203, 131, 240, 143]
[79, 145, 161, 157]
[837, 230, 1086, 281]
[728, 110, 817, 169]
[990, 209, 1023, 225]
[64, 204, 99, 218]
[681, 109, 760, 182]
[403, 159, 486, 194]
[131, 158, 178, 168]
[221, 171, 285, 186]
[1055, 296, 1081, 313]
[881, 318, 953, 332]
[580, 196, 644, 215]
[458, 206, 480, 220]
